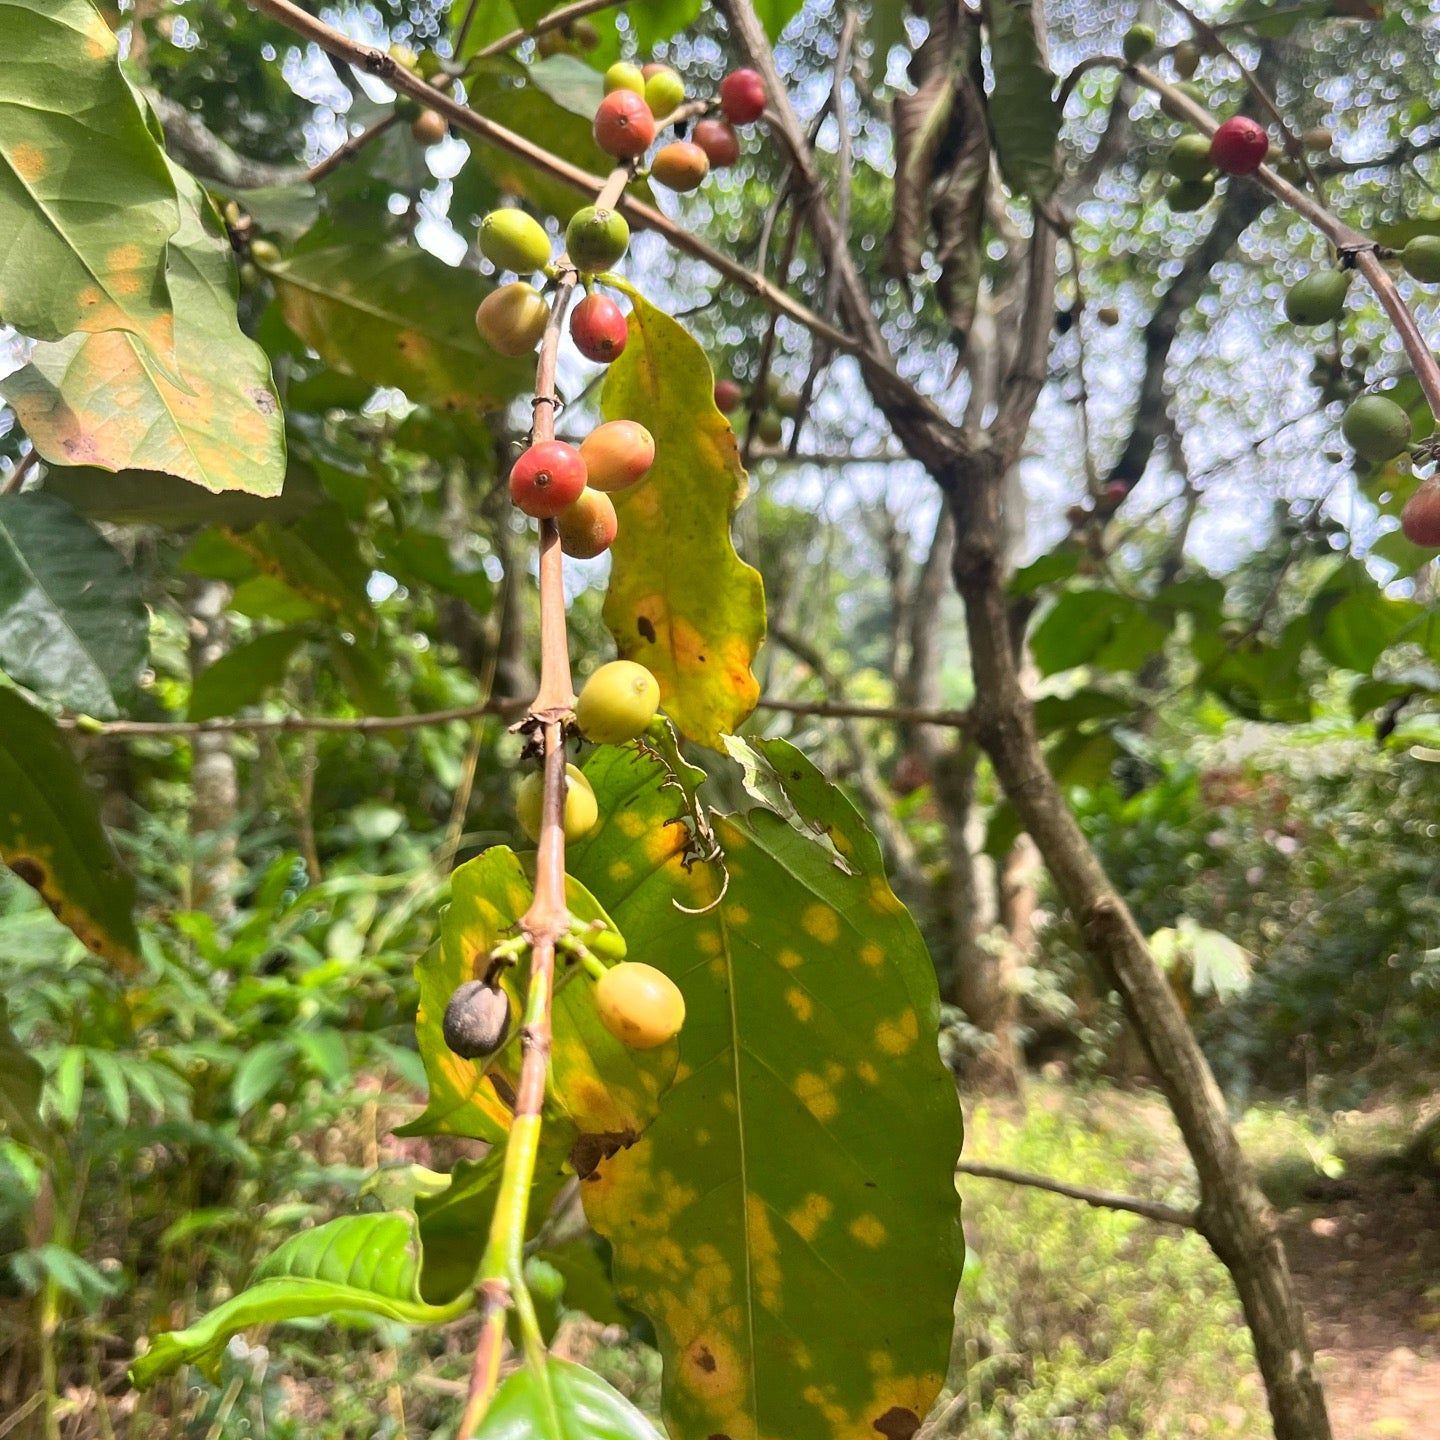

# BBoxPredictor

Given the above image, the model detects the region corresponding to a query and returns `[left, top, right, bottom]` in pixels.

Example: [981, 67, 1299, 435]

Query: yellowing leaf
[600, 291, 764, 748]
[4, 164, 284, 497]
[0, 0, 179, 360]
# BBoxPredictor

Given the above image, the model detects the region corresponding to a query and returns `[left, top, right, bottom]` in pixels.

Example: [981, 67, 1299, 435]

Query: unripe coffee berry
[756, 409, 784, 445]
[652, 141, 710, 193]
[1173, 41, 1200, 78]
[1283, 271, 1349, 327]
[594, 962, 685, 1049]
[509, 440, 588, 517]
[693, 119, 741, 169]
[593, 90, 656, 160]
[1167, 134, 1213, 181]
[479, 209, 552, 273]
[566, 206, 630, 273]
[517, 763, 600, 843]
[442, 981, 511, 1060]
[644, 66, 686, 119]
[1209, 116, 1269, 176]
[604, 62, 646, 96]
[580, 420, 655, 491]
[713, 378, 744, 412]
[719, 68, 766, 125]
[568, 18, 600, 50]
[1401, 235, 1440, 284]
[476, 282, 550, 357]
[557, 488, 619, 559]
[575, 660, 660, 744]
[1341, 394, 1412, 463]
[1121, 24, 1155, 63]
[1166, 177, 1214, 212]
[1400, 476, 1440, 547]
[250, 239, 281, 268]
[411, 109, 448, 146]
[570, 293, 629, 363]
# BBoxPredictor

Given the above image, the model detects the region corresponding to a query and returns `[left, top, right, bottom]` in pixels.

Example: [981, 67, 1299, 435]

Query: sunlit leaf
[0, 492, 148, 717]
[4, 164, 284, 497]
[130, 1212, 467, 1386]
[267, 240, 533, 411]
[573, 743, 964, 1440]
[0, 688, 138, 964]
[600, 289, 765, 748]
[475, 1355, 663, 1440]
[0, 0, 179, 359]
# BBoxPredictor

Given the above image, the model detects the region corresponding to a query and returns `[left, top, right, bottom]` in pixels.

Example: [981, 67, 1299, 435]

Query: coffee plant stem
[470, 0, 626, 63]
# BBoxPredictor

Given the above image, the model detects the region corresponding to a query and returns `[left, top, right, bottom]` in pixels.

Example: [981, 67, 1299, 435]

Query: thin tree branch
[1, 449, 37, 496]
[955, 1160, 1198, 1229]
[470, 0, 626, 63]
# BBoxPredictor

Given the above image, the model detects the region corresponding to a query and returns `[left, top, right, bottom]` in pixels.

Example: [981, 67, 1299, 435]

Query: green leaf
[267, 241, 533, 411]
[0, 689, 137, 963]
[0, 0, 179, 358]
[1029, 589, 1170, 675]
[984, 0, 1061, 200]
[1313, 586, 1422, 674]
[188, 629, 305, 722]
[0, 996, 46, 1150]
[231, 1038, 294, 1115]
[574, 743, 964, 1440]
[527, 55, 606, 118]
[225, 505, 373, 622]
[475, 1356, 663, 1440]
[601, 289, 765, 748]
[39, 463, 320, 529]
[5, 163, 285, 497]
[753, 0, 806, 39]
[130, 1212, 467, 1387]
[0, 492, 148, 716]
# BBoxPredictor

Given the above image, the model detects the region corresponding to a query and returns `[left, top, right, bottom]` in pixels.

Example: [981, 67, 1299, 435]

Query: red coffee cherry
[1400, 477, 1440, 548]
[557, 487, 619, 559]
[651, 141, 710, 193]
[570, 293, 629, 363]
[593, 90, 656, 160]
[719, 68, 766, 125]
[509, 440, 588, 518]
[713, 378, 743, 412]
[693, 119, 741, 169]
[1208, 116, 1269, 176]
[580, 420, 655, 492]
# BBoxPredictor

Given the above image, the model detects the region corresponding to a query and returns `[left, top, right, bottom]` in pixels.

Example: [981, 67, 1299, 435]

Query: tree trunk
[951, 466, 1331, 1440]
[188, 580, 238, 917]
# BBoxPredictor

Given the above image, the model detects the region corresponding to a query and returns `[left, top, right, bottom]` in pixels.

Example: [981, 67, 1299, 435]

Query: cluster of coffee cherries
[441, 657, 686, 1060]
[712, 374, 800, 447]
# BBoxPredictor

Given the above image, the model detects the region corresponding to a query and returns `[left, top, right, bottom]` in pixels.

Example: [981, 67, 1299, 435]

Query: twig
[956, 1159, 1198, 1228]
[247, 0, 927, 405]
[470, 0, 626, 63]
[1, 449, 37, 496]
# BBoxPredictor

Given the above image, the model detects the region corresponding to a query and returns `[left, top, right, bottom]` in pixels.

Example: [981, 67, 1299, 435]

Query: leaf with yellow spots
[0, 0, 179, 362]
[572, 744, 964, 1440]
[599, 290, 765, 749]
[267, 241, 534, 412]
[399, 846, 677, 1144]
[4, 164, 284, 497]
[0, 688, 138, 965]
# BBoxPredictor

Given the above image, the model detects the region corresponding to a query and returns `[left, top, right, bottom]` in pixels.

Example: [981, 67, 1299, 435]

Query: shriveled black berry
[442, 981, 511, 1059]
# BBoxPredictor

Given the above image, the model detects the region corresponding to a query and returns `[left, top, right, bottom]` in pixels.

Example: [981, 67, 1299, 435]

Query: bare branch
[956, 1160, 1199, 1229]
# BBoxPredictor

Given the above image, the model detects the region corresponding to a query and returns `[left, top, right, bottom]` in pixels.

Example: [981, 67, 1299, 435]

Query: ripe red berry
[1208, 116, 1269, 176]
[693, 119, 741, 169]
[713, 378, 743, 412]
[593, 90, 656, 160]
[557, 487, 619, 559]
[1400, 476, 1440, 548]
[509, 440, 587, 518]
[570, 293, 628, 363]
[719, 68, 766, 125]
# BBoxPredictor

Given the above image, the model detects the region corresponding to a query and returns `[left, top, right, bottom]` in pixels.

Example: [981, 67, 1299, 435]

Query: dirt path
[1278, 1164, 1440, 1440]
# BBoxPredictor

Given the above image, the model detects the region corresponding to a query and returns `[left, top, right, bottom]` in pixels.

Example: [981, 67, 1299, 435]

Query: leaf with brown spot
[0, 688, 138, 965]
[572, 743, 964, 1440]
[600, 289, 765, 749]
[4, 163, 284, 497]
[0, 0, 179, 362]
[266, 240, 534, 412]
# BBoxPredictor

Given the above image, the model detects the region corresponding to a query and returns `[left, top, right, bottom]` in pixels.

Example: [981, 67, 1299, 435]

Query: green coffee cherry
[1401, 235, 1440, 284]
[479, 209, 553, 274]
[1341, 395, 1412, 463]
[1283, 271, 1350, 326]
[1167, 134, 1213, 181]
[1173, 41, 1200, 78]
[1122, 24, 1156, 63]
[1165, 177, 1214, 212]
[604, 62, 646, 96]
[644, 66, 685, 118]
[566, 206, 630, 273]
